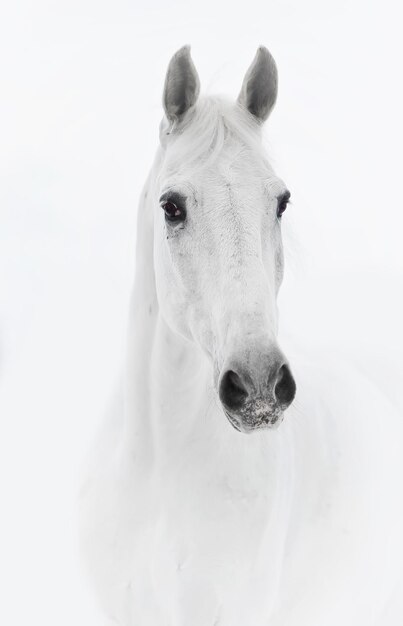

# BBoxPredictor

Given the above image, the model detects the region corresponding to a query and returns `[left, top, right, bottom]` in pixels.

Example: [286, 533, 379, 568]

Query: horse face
[153, 47, 296, 432]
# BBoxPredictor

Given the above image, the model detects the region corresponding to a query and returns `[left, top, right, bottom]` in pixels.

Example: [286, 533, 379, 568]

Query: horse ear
[238, 46, 278, 123]
[163, 45, 200, 124]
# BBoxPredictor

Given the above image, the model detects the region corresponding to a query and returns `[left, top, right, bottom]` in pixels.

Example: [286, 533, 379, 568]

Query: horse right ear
[162, 45, 200, 126]
[238, 46, 278, 123]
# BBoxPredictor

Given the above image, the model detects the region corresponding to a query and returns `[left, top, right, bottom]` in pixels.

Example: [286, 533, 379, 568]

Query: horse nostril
[274, 364, 296, 407]
[219, 369, 249, 411]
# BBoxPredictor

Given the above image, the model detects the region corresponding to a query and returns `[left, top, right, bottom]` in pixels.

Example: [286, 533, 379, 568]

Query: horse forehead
[210, 150, 270, 179]
[196, 165, 276, 208]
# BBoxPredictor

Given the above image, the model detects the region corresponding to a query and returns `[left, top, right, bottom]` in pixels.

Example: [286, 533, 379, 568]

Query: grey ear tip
[174, 44, 192, 58]
[257, 45, 276, 63]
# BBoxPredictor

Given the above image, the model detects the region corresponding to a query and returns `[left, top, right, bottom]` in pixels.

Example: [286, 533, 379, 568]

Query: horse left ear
[163, 45, 200, 125]
[238, 46, 278, 123]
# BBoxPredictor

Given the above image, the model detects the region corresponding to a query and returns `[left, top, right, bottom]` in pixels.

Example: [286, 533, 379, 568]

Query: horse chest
[130, 479, 283, 625]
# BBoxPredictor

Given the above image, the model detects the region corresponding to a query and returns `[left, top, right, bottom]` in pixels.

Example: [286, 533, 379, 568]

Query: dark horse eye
[161, 200, 186, 223]
[277, 191, 290, 218]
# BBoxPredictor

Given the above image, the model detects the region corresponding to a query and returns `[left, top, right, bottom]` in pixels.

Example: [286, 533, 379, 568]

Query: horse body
[80, 47, 403, 625]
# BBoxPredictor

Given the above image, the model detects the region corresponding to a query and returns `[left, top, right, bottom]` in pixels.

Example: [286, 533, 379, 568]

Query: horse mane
[162, 95, 270, 175]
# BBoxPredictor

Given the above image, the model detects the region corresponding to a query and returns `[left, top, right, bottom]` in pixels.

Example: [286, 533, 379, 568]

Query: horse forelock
[161, 95, 270, 177]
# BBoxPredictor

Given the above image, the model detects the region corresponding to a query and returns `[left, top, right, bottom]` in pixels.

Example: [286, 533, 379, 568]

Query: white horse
[80, 46, 403, 625]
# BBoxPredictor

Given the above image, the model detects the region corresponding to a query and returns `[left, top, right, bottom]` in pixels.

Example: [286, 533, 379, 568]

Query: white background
[0, 1, 402, 624]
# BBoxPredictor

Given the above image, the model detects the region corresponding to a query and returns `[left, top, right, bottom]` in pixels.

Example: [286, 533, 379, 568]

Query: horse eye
[161, 200, 186, 223]
[277, 191, 290, 218]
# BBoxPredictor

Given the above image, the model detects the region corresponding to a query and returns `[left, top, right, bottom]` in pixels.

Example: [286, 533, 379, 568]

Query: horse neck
[124, 165, 215, 464]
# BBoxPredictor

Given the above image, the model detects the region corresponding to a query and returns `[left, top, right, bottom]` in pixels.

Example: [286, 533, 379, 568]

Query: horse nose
[218, 354, 296, 430]
[219, 369, 249, 412]
[274, 364, 296, 407]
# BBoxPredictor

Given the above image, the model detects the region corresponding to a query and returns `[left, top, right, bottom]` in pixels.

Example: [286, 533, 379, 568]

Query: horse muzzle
[218, 348, 296, 433]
